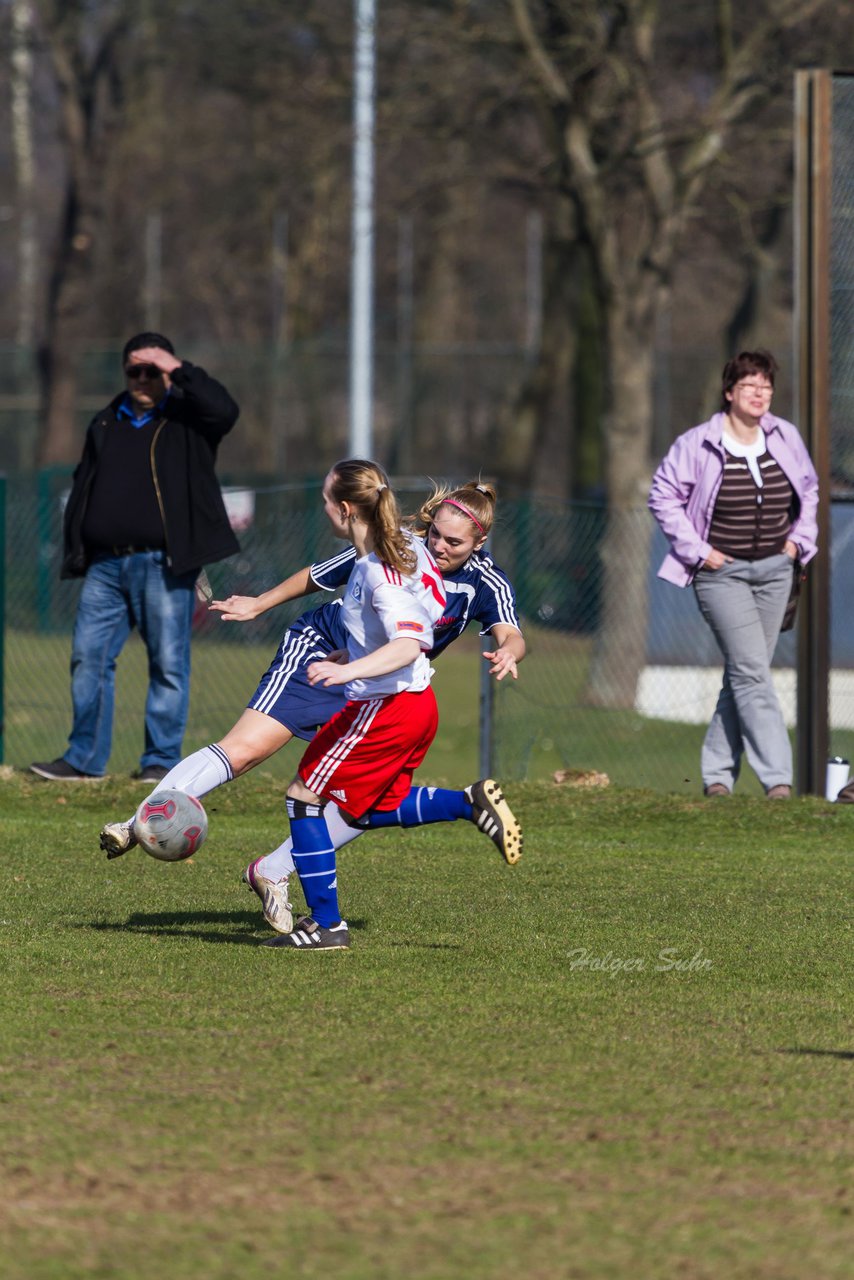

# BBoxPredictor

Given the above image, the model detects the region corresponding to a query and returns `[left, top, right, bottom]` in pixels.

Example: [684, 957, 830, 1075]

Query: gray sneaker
[131, 765, 170, 784]
[99, 819, 138, 860]
[465, 779, 523, 864]
[261, 916, 350, 950]
[243, 858, 294, 934]
[31, 758, 101, 782]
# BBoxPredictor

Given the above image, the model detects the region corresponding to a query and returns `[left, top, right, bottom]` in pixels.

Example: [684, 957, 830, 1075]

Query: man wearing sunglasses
[30, 332, 240, 783]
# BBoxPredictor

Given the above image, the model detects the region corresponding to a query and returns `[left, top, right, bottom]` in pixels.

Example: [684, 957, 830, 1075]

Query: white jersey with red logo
[340, 532, 446, 701]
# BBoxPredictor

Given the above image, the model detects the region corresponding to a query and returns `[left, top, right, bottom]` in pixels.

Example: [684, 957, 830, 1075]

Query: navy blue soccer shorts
[248, 620, 347, 742]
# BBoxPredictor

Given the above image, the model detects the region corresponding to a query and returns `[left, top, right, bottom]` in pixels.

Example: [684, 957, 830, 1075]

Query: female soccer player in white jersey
[264, 458, 449, 949]
[99, 478, 525, 938]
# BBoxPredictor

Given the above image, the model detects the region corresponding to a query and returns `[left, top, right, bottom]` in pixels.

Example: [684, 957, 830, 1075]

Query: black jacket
[61, 361, 240, 579]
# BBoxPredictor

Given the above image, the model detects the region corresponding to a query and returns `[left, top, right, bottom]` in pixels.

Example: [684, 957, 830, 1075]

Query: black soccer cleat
[465, 778, 523, 865]
[260, 916, 350, 950]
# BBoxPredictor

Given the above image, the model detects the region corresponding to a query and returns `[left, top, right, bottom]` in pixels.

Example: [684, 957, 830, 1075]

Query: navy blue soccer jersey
[310, 543, 521, 658]
[246, 543, 521, 743]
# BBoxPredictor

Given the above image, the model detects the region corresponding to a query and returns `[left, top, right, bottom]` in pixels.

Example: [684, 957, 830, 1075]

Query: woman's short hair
[720, 350, 778, 411]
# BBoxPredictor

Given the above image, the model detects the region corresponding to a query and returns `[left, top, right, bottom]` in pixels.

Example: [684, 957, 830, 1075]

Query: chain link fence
[488, 501, 854, 792]
[831, 74, 854, 497]
[5, 474, 853, 792]
[0, 473, 393, 781]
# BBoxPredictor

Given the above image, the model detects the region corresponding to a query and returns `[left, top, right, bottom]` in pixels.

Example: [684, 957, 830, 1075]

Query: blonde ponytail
[327, 459, 416, 575]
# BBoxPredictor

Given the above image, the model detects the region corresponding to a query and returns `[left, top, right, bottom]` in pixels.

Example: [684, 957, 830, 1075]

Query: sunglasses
[125, 364, 161, 380]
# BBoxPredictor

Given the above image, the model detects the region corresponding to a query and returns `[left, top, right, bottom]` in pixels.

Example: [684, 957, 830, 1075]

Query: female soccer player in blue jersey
[99, 479, 525, 933]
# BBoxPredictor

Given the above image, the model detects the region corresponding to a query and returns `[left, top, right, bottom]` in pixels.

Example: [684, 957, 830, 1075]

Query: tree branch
[509, 0, 570, 105]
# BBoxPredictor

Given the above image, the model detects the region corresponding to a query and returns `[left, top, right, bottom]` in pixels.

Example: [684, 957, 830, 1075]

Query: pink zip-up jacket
[648, 411, 819, 587]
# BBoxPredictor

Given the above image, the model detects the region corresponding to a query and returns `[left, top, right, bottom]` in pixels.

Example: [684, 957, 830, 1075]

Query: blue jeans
[693, 552, 794, 792]
[65, 551, 196, 776]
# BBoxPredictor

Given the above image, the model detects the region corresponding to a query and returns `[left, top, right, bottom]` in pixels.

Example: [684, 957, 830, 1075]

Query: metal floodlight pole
[349, 0, 376, 459]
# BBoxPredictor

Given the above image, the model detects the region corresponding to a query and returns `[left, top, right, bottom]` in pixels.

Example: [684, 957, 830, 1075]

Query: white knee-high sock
[129, 745, 234, 823]
[256, 803, 363, 881]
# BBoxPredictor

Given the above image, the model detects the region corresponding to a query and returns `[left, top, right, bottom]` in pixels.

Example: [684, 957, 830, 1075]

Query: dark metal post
[0, 474, 5, 762]
[479, 533, 495, 778]
[479, 641, 493, 779]
[794, 70, 831, 795]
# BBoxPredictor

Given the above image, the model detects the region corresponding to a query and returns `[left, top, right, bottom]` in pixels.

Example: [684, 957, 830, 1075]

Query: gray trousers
[692, 553, 795, 792]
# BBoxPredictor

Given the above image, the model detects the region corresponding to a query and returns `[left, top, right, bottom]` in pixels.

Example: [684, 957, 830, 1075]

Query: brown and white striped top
[708, 451, 795, 560]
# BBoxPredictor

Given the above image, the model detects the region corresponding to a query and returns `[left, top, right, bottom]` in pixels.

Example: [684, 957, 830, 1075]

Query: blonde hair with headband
[442, 498, 486, 533]
[415, 479, 497, 542]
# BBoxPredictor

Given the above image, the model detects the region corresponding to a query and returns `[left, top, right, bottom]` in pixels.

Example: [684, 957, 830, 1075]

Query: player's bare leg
[216, 709, 294, 775]
[99, 710, 294, 858]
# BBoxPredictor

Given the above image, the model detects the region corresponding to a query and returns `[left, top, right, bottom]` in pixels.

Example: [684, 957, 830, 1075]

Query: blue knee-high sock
[365, 785, 473, 830]
[287, 798, 341, 927]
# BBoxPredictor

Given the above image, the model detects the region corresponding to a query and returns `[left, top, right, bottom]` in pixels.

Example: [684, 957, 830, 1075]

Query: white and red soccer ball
[134, 789, 208, 862]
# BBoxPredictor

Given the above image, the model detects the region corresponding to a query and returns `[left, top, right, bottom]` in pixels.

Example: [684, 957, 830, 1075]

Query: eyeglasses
[735, 381, 773, 395]
[125, 364, 160, 380]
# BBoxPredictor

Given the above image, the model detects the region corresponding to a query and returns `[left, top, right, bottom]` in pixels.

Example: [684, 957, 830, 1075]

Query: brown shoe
[703, 783, 731, 797]
[766, 784, 791, 800]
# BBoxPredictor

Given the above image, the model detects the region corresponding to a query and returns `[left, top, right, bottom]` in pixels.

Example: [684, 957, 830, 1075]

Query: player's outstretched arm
[307, 637, 422, 687]
[483, 624, 526, 681]
[209, 564, 320, 622]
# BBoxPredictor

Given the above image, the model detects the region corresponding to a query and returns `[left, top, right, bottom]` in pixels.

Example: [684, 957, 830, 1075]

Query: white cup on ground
[825, 757, 850, 801]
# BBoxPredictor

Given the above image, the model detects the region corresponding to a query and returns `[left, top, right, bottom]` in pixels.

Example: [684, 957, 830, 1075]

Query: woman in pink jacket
[648, 351, 819, 798]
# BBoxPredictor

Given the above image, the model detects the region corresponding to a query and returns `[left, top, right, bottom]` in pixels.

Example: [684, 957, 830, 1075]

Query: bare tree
[33, 0, 129, 466]
[496, 195, 579, 491]
[508, 0, 834, 706]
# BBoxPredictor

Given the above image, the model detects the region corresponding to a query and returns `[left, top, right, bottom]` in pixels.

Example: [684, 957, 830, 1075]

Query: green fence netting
[7, 475, 835, 794]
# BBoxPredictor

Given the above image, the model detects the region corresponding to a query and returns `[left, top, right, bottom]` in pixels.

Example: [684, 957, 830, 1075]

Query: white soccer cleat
[99, 819, 138, 860]
[243, 858, 294, 934]
[465, 778, 523, 865]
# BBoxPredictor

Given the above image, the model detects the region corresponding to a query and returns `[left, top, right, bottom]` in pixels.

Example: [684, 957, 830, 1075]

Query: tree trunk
[495, 196, 580, 491]
[585, 305, 657, 709]
[38, 185, 100, 465]
[34, 6, 127, 467]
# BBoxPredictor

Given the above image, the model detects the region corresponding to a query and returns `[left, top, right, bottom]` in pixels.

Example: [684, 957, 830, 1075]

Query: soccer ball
[134, 789, 208, 862]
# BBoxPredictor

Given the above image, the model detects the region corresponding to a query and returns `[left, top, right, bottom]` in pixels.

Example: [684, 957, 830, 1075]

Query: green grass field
[1, 768, 852, 1279]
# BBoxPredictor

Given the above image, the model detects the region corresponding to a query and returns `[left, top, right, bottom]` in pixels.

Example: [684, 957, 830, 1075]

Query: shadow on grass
[87, 913, 265, 946]
[83, 914, 461, 951]
[85, 912, 371, 948]
[776, 1047, 854, 1061]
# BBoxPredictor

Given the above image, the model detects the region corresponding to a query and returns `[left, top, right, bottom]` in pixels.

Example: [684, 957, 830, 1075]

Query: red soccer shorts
[298, 686, 439, 820]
